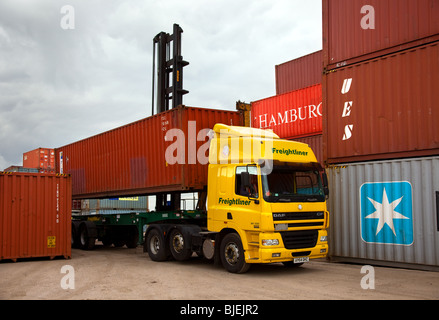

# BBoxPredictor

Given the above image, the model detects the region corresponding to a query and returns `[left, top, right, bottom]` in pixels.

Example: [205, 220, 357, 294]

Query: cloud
[0, 0, 322, 169]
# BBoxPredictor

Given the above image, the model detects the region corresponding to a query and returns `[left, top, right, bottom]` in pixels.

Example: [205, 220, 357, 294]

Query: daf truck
[143, 124, 329, 273]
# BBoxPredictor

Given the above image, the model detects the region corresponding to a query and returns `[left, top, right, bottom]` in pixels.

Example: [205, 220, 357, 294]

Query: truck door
[208, 165, 262, 233]
[229, 165, 262, 231]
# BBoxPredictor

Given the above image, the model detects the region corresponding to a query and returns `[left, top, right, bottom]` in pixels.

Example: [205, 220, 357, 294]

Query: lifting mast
[152, 23, 189, 115]
[151, 24, 190, 210]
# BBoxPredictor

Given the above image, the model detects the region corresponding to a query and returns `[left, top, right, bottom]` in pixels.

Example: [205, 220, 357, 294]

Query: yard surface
[1, 244, 438, 301]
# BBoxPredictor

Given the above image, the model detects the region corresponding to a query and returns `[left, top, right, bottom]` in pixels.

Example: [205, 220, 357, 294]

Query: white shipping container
[327, 156, 439, 270]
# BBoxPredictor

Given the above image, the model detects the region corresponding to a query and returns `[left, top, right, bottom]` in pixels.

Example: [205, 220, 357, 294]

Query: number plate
[294, 257, 309, 264]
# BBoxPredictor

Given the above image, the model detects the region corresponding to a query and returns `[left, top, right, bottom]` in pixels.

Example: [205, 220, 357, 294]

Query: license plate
[294, 257, 309, 264]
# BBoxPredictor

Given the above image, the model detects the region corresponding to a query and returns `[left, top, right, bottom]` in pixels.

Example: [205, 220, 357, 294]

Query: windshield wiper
[267, 194, 307, 202]
[266, 194, 324, 203]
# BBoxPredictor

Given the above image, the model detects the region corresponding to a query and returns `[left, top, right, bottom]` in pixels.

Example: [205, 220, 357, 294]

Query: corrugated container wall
[323, 0, 439, 70]
[3, 166, 39, 173]
[323, 41, 439, 164]
[293, 135, 323, 166]
[327, 157, 439, 269]
[252, 84, 322, 140]
[23, 148, 55, 171]
[0, 172, 72, 261]
[80, 197, 148, 215]
[275, 51, 323, 95]
[56, 106, 241, 199]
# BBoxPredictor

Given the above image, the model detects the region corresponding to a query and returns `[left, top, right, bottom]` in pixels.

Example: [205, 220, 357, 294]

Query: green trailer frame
[71, 210, 206, 250]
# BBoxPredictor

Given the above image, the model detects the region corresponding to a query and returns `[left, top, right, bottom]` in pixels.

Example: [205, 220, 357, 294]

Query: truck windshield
[261, 163, 325, 203]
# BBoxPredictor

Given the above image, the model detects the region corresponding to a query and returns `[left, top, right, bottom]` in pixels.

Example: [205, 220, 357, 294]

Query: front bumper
[245, 229, 328, 264]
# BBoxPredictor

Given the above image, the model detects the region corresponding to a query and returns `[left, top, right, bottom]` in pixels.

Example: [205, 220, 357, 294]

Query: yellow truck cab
[207, 124, 329, 273]
[143, 124, 329, 274]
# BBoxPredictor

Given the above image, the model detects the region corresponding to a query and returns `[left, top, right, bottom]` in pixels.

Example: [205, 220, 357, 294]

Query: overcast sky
[0, 0, 322, 170]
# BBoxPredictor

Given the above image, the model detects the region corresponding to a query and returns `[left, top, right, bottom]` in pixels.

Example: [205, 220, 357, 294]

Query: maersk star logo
[360, 182, 413, 245]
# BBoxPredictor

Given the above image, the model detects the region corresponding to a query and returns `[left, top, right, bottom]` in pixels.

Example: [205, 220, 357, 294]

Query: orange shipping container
[56, 106, 241, 199]
[275, 51, 322, 95]
[323, 0, 439, 70]
[323, 41, 439, 164]
[23, 148, 56, 170]
[0, 172, 72, 261]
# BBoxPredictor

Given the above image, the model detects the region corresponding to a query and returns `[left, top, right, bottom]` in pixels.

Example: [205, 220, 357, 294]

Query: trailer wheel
[169, 228, 192, 261]
[71, 222, 79, 248]
[79, 223, 96, 250]
[146, 228, 168, 261]
[71, 225, 76, 247]
[126, 227, 139, 248]
[220, 233, 250, 274]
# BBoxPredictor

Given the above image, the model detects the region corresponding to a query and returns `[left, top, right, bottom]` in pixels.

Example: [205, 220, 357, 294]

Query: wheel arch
[217, 227, 249, 251]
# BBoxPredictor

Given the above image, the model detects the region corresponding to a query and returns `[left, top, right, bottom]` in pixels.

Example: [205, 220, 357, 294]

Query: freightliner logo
[219, 198, 252, 206]
[272, 148, 308, 157]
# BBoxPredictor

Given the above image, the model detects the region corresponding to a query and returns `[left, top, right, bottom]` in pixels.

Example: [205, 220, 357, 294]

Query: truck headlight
[262, 239, 279, 246]
[320, 235, 328, 242]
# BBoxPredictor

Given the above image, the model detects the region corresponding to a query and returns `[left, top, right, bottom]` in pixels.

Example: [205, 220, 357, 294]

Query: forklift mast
[152, 24, 189, 115]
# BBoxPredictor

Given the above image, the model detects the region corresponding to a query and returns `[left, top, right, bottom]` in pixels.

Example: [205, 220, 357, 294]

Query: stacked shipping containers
[252, 51, 323, 164]
[23, 148, 56, 174]
[323, 0, 439, 269]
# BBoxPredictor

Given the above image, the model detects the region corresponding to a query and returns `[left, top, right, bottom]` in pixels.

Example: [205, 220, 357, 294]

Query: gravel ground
[0, 244, 438, 300]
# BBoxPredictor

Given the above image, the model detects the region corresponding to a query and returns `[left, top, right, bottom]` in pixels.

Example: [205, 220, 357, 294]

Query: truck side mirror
[322, 172, 329, 198]
[240, 171, 259, 204]
[241, 172, 250, 188]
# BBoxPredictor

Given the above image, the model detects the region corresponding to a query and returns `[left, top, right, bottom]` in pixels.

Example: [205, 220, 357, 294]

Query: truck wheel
[146, 228, 168, 261]
[126, 227, 139, 248]
[71, 224, 78, 248]
[71, 221, 81, 248]
[169, 228, 192, 261]
[79, 223, 96, 250]
[220, 233, 250, 274]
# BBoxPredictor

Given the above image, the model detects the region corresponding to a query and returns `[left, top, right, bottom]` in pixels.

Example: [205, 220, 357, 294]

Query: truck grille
[273, 212, 325, 229]
[273, 212, 324, 221]
[280, 230, 318, 250]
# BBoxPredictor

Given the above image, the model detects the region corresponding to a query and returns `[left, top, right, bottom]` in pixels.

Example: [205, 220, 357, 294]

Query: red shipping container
[23, 148, 55, 170]
[323, 41, 439, 164]
[293, 135, 323, 166]
[251, 84, 322, 140]
[55, 106, 241, 199]
[275, 51, 322, 95]
[323, 0, 439, 70]
[0, 172, 72, 262]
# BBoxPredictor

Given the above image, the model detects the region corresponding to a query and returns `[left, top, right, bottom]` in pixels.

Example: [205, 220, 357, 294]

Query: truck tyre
[71, 222, 80, 248]
[79, 223, 96, 250]
[146, 228, 168, 261]
[169, 228, 192, 261]
[126, 227, 139, 248]
[220, 233, 250, 274]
